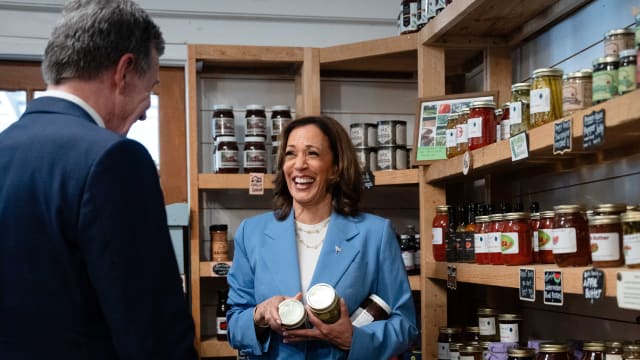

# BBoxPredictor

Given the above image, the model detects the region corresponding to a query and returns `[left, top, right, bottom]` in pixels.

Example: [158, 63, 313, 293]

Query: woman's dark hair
[272, 115, 362, 220]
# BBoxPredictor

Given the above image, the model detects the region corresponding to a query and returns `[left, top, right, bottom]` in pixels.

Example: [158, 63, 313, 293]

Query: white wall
[0, 0, 400, 65]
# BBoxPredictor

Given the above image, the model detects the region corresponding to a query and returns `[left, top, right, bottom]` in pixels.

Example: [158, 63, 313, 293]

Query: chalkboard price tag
[212, 262, 231, 276]
[583, 268, 605, 304]
[543, 270, 563, 306]
[583, 109, 605, 150]
[362, 170, 375, 189]
[447, 264, 457, 290]
[519, 268, 536, 302]
[553, 118, 572, 154]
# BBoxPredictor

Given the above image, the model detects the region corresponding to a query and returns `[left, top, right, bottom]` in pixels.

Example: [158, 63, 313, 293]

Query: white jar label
[539, 229, 553, 250]
[212, 117, 235, 138]
[530, 88, 551, 114]
[446, 129, 457, 147]
[501, 232, 520, 254]
[623, 233, 640, 265]
[501, 119, 511, 140]
[488, 232, 502, 253]
[533, 230, 539, 252]
[479, 316, 496, 335]
[510, 102, 522, 124]
[552, 227, 577, 254]
[467, 117, 483, 138]
[590, 232, 621, 261]
[438, 342, 450, 360]
[450, 350, 460, 360]
[215, 150, 239, 170]
[246, 116, 266, 135]
[432, 227, 444, 245]
[244, 149, 266, 169]
[350, 127, 364, 146]
[606, 355, 623, 360]
[377, 148, 392, 170]
[378, 124, 392, 145]
[350, 307, 374, 327]
[456, 124, 468, 144]
[459, 355, 473, 360]
[499, 323, 519, 342]
[474, 233, 488, 254]
[216, 316, 227, 335]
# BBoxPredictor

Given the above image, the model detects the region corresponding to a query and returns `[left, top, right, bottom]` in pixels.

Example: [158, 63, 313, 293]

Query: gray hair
[42, 0, 165, 85]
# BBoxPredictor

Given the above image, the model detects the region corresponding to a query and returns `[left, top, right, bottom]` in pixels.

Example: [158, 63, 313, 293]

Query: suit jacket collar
[24, 96, 101, 127]
[263, 211, 360, 296]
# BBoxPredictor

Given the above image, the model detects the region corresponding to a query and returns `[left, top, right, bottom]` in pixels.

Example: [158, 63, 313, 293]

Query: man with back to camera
[0, 0, 198, 359]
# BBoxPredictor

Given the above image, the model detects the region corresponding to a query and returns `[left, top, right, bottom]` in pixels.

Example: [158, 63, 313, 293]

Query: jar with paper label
[618, 49, 637, 95]
[537, 342, 571, 360]
[212, 105, 235, 140]
[605, 341, 624, 360]
[604, 28, 635, 56]
[510, 83, 531, 135]
[552, 205, 591, 267]
[498, 314, 522, 343]
[243, 136, 266, 173]
[350, 294, 391, 327]
[487, 214, 504, 265]
[214, 136, 239, 173]
[477, 308, 498, 342]
[592, 56, 619, 105]
[581, 341, 605, 360]
[500, 103, 511, 140]
[210, 224, 230, 262]
[446, 113, 459, 158]
[245, 104, 267, 136]
[432, 205, 450, 261]
[468, 101, 497, 150]
[562, 69, 592, 116]
[456, 109, 469, 154]
[538, 211, 555, 263]
[620, 211, 640, 268]
[474, 215, 490, 264]
[270, 105, 292, 141]
[588, 215, 624, 267]
[450, 342, 465, 360]
[502, 212, 533, 265]
[593, 203, 627, 216]
[438, 327, 463, 360]
[531, 68, 563, 128]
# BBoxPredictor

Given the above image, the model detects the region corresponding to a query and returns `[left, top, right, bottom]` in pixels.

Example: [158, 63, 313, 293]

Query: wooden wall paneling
[483, 46, 512, 107]
[417, 45, 445, 98]
[296, 47, 320, 117]
[0, 61, 45, 91]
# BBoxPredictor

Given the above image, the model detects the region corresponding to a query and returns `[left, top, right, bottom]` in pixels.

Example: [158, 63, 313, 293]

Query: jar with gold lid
[510, 82, 531, 135]
[467, 101, 497, 150]
[306, 283, 341, 324]
[581, 341, 605, 360]
[605, 341, 624, 360]
[497, 313, 522, 343]
[449, 342, 465, 360]
[593, 203, 627, 216]
[537, 342, 571, 360]
[508, 347, 536, 360]
[588, 215, 624, 267]
[620, 211, 640, 268]
[623, 343, 640, 360]
[618, 48, 637, 95]
[562, 69, 592, 116]
[531, 68, 563, 128]
[477, 307, 498, 341]
[437, 327, 463, 360]
[552, 205, 591, 267]
[464, 326, 480, 344]
[538, 211, 555, 264]
[456, 109, 469, 154]
[604, 28, 635, 56]
[502, 212, 533, 265]
[459, 344, 484, 360]
[592, 56, 619, 105]
[446, 113, 460, 158]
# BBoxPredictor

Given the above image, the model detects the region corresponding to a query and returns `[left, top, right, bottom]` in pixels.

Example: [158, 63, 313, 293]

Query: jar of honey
[502, 212, 533, 265]
[432, 205, 450, 262]
[538, 211, 555, 263]
[531, 68, 563, 128]
[552, 205, 591, 267]
[620, 211, 640, 268]
[468, 101, 497, 150]
[588, 215, 624, 267]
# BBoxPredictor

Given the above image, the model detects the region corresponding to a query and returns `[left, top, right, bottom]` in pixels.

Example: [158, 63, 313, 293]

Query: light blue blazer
[227, 210, 419, 359]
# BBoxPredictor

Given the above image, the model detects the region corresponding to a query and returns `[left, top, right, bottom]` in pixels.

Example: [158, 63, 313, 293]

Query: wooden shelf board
[198, 173, 275, 190]
[408, 274, 421, 291]
[373, 168, 419, 185]
[426, 90, 640, 183]
[424, 261, 623, 297]
[201, 337, 236, 358]
[190, 44, 304, 63]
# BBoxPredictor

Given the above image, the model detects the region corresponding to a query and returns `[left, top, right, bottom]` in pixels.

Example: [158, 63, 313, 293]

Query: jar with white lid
[350, 294, 391, 327]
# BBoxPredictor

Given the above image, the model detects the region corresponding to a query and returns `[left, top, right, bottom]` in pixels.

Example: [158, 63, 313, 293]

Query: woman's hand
[282, 298, 353, 351]
[254, 293, 303, 332]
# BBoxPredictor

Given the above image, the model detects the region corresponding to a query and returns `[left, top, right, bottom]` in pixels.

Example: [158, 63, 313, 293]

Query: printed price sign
[544, 270, 563, 306]
[509, 132, 529, 161]
[362, 170, 375, 189]
[583, 109, 605, 150]
[553, 118, 572, 154]
[583, 268, 604, 303]
[519, 268, 535, 302]
[447, 264, 457, 290]
[617, 271, 640, 311]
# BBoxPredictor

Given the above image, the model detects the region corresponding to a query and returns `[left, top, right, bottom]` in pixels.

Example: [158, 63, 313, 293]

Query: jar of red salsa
[538, 211, 555, 263]
[474, 215, 490, 264]
[487, 213, 504, 265]
[552, 205, 592, 267]
[432, 205, 450, 261]
[530, 212, 541, 263]
[501, 212, 533, 265]
[468, 101, 497, 150]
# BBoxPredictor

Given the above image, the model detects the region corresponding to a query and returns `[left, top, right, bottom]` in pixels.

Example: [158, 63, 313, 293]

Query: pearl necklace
[295, 218, 330, 249]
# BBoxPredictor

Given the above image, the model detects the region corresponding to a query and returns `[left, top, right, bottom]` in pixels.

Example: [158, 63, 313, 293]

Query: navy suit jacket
[227, 211, 418, 359]
[0, 97, 197, 359]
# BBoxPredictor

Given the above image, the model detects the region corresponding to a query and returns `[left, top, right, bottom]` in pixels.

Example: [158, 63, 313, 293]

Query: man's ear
[113, 53, 135, 93]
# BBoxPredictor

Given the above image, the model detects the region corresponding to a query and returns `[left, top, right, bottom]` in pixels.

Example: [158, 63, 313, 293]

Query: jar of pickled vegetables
[592, 56, 619, 105]
[510, 82, 531, 135]
[562, 69, 592, 116]
[621, 211, 640, 268]
[531, 68, 563, 128]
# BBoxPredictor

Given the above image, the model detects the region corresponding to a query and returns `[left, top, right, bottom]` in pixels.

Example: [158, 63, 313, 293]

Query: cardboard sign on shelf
[249, 173, 265, 195]
[519, 268, 535, 302]
[553, 118, 572, 154]
[544, 270, 563, 306]
[583, 109, 605, 150]
[617, 271, 640, 311]
[509, 132, 529, 161]
[362, 170, 375, 189]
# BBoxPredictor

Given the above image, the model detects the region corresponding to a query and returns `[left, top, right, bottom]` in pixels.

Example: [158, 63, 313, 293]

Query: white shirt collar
[41, 90, 106, 128]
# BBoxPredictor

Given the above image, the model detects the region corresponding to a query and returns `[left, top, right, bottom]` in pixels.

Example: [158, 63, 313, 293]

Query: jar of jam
[446, 113, 459, 158]
[605, 341, 624, 360]
[581, 341, 605, 360]
[459, 344, 484, 360]
[270, 105, 292, 141]
[245, 104, 267, 137]
[530, 212, 541, 263]
[618, 49, 637, 95]
[278, 298, 308, 330]
[531, 68, 563, 128]
[306, 283, 341, 324]
[604, 28, 635, 56]
[620, 211, 640, 268]
[474, 215, 490, 264]
[432, 205, 450, 261]
[468, 101, 497, 150]
[477, 307, 498, 342]
[487, 214, 505, 265]
[464, 326, 480, 344]
[456, 109, 469, 154]
[538, 211, 555, 263]
[350, 294, 391, 327]
[450, 342, 465, 360]
[623, 344, 640, 360]
[537, 342, 571, 360]
[214, 136, 240, 173]
[552, 205, 591, 267]
[562, 69, 593, 116]
[593, 203, 627, 215]
[438, 327, 463, 360]
[497, 313, 522, 343]
[508, 348, 536, 360]
[500, 102, 511, 141]
[588, 215, 624, 267]
[243, 136, 266, 173]
[592, 56, 619, 105]
[502, 212, 533, 265]
[212, 104, 235, 140]
[510, 82, 531, 134]
[270, 140, 280, 174]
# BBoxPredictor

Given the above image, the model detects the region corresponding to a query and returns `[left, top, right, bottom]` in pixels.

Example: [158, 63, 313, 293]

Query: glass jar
[530, 212, 541, 263]
[562, 69, 593, 116]
[432, 205, 450, 262]
[495, 107, 503, 142]
[623, 344, 640, 360]
[477, 307, 498, 342]
[438, 327, 463, 360]
[350, 294, 391, 327]
[510, 82, 531, 134]
[214, 136, 240, 174]
[509, 348, 536, 360]
[593, 203, 627, 215]
[450, 342, 465, 360]
[502, 212, 533, 265]
[620, 211, 640, 268]
[531, 68, 563, 128]
[538, 211, 555, 263]
[552, 205, 591, 267]
[474, 215, 490, 264]
[456, 109, 469, 154]
[605, 341, 624, 360]
[270, 105, 292, 141]
[212, 104, 235, 140]
[209, 224, 229, 261]
[245, 104, 267, 137]
[459, 344, 484, 360]
[592, 56, 619, 105]
[468, 101, 497, 150]
[581, 341, 605, 360]
[464, 326, 480, 344]
[500, 102, 511, 141]
[270, 140, 280, 174]
[537, 342, 571, 360]
[604, 28, 635, 56]
[618, 48, 637, 95]
[350, 123, 377, 148]
[588, 215, 624, 267]
[487, 214, 505, 265]
[243, 136, 267, 173]
[278, 298, 308, 330]
[497, 313, 522, 343]
[446, 113, 460, 158]
[306, 283, 341, 324]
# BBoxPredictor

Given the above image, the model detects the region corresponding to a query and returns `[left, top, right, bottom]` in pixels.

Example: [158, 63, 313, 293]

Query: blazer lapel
[263, 212, 302, 296]
[310, 213, 360, 288]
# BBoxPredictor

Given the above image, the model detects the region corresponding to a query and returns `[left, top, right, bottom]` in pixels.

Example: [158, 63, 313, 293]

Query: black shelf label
[362, 170, 375, 189]
[553, 118, 572, 154]
[583, 268, 604, 303]
[583, 109, 605, 150]
[544, 270, 563, 306]
[519, 268, 535, 302]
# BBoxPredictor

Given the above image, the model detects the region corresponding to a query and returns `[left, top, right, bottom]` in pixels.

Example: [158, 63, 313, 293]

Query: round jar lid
[566, 69, 593, 79]
[449, 342, 465, 351]
[448, 113, 460, 120]
[475, 215, 489, 223]
[501, 102, 511, 109]
[621, 211, 640, 222]
[620, 48, 637, 58]
[461, 108, 470, 115]
[278, 298, 306, 326]
[488, 214, 504, 221]
[436, 205, 451, 213]
[553, 204, 586, 213]
[460, 345, 483, 353]
[503, 212, 530, 220]
[477, 307, 497, 315]
[532, 68, 563, 78]
[271, 105, 290, 111]
[582, 341, 606, 351]
[306, 283, 337, 311]
[539, 210, 555, 218]
[539, 342, 570, 353]
[588, 214, 621, 225]
[511, 82, 531, 91]
[605, 28, 635, 37]
[605, 341, 624, 349]
[465, 326, 480, 333]
[213, 104, 233, 111]
[439, 327, 462, 334]
[531, 213, 540, 220]
[246, 104, 265, 110]
[497, 313, 522, 321]
[368, 294, 391, 315]
[508, 348, 537, 358]
[593, 56, 620, 65]
[623, 344, 640, 352]
[469, 100, 496, 109]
